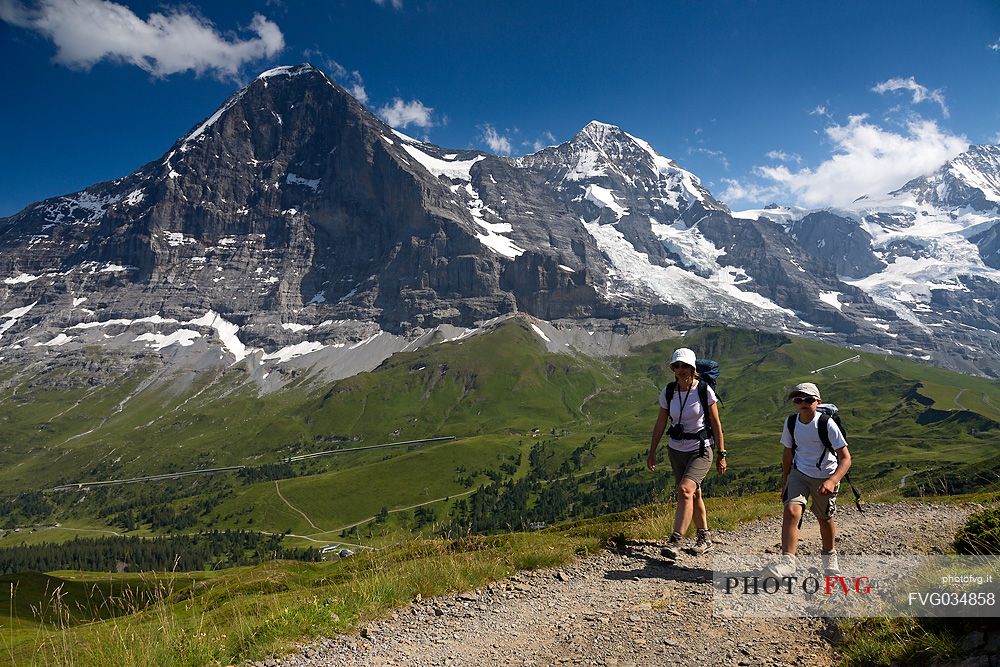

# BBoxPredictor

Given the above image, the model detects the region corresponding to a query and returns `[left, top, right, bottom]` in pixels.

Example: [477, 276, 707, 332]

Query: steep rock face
[463, 154, 611, 320]
[699, 213, 893, 334]
[789, 211, 886, 278]
[512, 121, 726, 269]
[136, 66, 518, 329]
[2, 65, 1000, 378]
[970, 221, 1000, 270]
[931, 275, 1000, 330]
[0, 66, 524, 334]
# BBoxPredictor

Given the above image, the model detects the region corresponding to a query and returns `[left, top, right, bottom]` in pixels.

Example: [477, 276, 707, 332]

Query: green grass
[0, 489, 994, 666]
[834, 503, 1000, 667]
[0, 318, 998, 553]
[0, 492, 784, 666]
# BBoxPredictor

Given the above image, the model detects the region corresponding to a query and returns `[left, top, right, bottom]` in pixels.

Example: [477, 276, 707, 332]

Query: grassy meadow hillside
[0, 318, 998, 664]
[0, 317, 996, 551]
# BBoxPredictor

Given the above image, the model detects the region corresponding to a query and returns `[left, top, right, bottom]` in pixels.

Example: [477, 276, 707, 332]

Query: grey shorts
[783, 468, 839, 519]
[667, 446, 713, 487]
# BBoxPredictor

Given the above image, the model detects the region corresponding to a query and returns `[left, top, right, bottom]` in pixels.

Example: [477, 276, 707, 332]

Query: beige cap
[788, 382, 821, 400]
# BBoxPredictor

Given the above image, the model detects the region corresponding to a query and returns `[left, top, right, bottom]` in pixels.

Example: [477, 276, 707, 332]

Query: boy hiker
[768, 382, 852, 577]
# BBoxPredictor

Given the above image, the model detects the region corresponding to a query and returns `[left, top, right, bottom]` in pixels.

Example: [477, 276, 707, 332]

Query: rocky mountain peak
[514, 119, 723, 214]
[945, 143, 1000, 199]
[170, 62, 353, 163]
[890, 142, 1000, 210]
[3, 69, 1000, 381]
[256, 63, 324, 81]
[576, 120, 629, 147]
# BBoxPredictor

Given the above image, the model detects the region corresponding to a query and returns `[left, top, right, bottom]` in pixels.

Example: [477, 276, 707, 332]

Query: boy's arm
[829, 446, 852, 484]
[820, 446, 852, 494]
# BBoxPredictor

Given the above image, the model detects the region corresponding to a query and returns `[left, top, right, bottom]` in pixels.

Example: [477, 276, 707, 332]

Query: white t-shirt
[780, 413, 848, 477]
[658, 382, 718, 453]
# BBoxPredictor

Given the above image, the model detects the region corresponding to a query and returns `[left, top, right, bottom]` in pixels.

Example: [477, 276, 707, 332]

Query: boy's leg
[765, 505, 802, 578]
[781, 503, 803, 555]
[781, 469, 811, 556]
[818, 516, 836, 553]
[818, 516, 840, 574]
[813, 481, 839, 553]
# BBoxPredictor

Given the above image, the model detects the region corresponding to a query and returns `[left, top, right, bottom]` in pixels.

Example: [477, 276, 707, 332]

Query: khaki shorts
[783, 468, 839, 519]
[667, 446, 713, 487]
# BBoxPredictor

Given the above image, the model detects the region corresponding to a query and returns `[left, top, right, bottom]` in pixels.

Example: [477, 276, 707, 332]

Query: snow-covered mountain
[734, 145, 1000, 371]
[2, 63, 999, 381]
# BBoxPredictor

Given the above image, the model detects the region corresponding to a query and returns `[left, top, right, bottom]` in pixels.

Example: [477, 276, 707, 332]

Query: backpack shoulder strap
[697, 381, 713, 440]
[817, 413, 834, 451]
[664, 381, 677, 417]
[785, 414, 798, 449]
[816, 413, 837, 470]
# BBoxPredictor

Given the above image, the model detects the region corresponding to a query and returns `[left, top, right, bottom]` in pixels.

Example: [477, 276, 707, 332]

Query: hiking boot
[821, 549, 841, 576]
[660, 532, 683, 559]
[687, 529, 713, 556]
[763, 553, 797, 579]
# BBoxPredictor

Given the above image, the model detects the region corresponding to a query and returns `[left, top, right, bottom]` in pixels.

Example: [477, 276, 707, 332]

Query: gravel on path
[252, 502, 978, 667]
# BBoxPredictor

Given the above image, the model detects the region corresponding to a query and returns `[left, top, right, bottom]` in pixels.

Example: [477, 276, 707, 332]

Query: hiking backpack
[663, 358, 720, 456]
[785, 403, 863, 511]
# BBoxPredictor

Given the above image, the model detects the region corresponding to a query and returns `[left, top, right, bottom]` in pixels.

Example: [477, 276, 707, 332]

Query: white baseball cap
[670, 348, 697, 368]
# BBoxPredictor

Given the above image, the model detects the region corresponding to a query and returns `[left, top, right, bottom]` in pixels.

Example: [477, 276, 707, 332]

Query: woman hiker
[647, 347, 727, 558]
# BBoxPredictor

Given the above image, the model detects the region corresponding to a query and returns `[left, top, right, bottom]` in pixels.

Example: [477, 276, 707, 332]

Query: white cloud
[373, 0, 403, 9]
[480, 124, 513, 154]
[0, 0, 283, 78]
[872, 76, 949, 117]
[377, 98, 434, 129]
[529, 131, 556, 152]
[990, 37, 1000, 51]
[306, 52, 368, 104]
[690, 148, 729, 169]
[765, 150, 801, 164]
[718, 178, 785, 206]
[347, 81, 368, 104]
[753, 114, 967, 207]
[809, 105, 830, 117]
[688, 147, 730, 170]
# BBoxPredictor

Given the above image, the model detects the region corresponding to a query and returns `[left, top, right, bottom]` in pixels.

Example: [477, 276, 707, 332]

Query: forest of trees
[443, 438, 671, 534]
[0, 433, 790, 575]
[0, 530, 319, 573]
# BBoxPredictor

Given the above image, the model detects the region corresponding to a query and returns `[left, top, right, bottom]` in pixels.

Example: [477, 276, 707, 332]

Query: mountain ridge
[2, 63, 1000, 377]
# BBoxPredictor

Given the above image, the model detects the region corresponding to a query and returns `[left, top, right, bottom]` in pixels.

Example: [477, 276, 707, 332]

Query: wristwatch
[717, 450, 728, 459]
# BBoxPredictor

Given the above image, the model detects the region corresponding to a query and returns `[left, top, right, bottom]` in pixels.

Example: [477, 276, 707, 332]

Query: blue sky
[1, 0, 999, 217]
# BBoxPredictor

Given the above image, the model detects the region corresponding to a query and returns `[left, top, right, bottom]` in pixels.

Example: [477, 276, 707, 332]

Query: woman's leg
[673, 478, 697, 535]
[692, 484, 708, 530]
